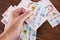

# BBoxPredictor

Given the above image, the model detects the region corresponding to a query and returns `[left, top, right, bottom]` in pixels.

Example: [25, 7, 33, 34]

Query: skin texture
[0, 8, 32, 40]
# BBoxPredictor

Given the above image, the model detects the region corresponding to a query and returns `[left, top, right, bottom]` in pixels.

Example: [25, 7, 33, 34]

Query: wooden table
[0, 0, 60, 40]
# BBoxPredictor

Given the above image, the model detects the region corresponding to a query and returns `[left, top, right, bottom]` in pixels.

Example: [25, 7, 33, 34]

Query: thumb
[20, 11, 32, 21]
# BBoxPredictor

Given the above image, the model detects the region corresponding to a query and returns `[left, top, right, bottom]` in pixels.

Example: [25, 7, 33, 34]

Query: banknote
[20, 24, 36, 40]
[45, 0, 60, 27]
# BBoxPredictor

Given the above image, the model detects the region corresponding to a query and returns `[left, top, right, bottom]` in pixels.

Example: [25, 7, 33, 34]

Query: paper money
[45, 0, 60, 27]
[20, 24, 36, 40]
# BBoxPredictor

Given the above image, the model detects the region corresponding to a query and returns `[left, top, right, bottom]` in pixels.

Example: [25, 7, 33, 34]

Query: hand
[8, 8, 31, 28]
[7, 8, 32, 36]
[0, 8, 32, 40]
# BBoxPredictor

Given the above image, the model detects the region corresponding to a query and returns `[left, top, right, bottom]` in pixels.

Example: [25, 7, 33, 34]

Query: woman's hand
[8, 8, 31, 29]
[0, 8, 32, 40]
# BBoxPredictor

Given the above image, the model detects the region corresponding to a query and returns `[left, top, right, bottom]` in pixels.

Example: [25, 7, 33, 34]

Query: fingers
[12, 8, 26, 17]
[11, 8, 32, 22]
[14, 8, 25, 13]
[20, 11, 32, 21]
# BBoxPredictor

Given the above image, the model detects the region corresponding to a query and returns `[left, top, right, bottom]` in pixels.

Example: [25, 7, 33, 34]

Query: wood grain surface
[0, 0, 60, 40]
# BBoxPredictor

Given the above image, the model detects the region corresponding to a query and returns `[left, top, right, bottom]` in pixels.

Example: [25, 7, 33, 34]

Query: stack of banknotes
[1, 0, 60, 40]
